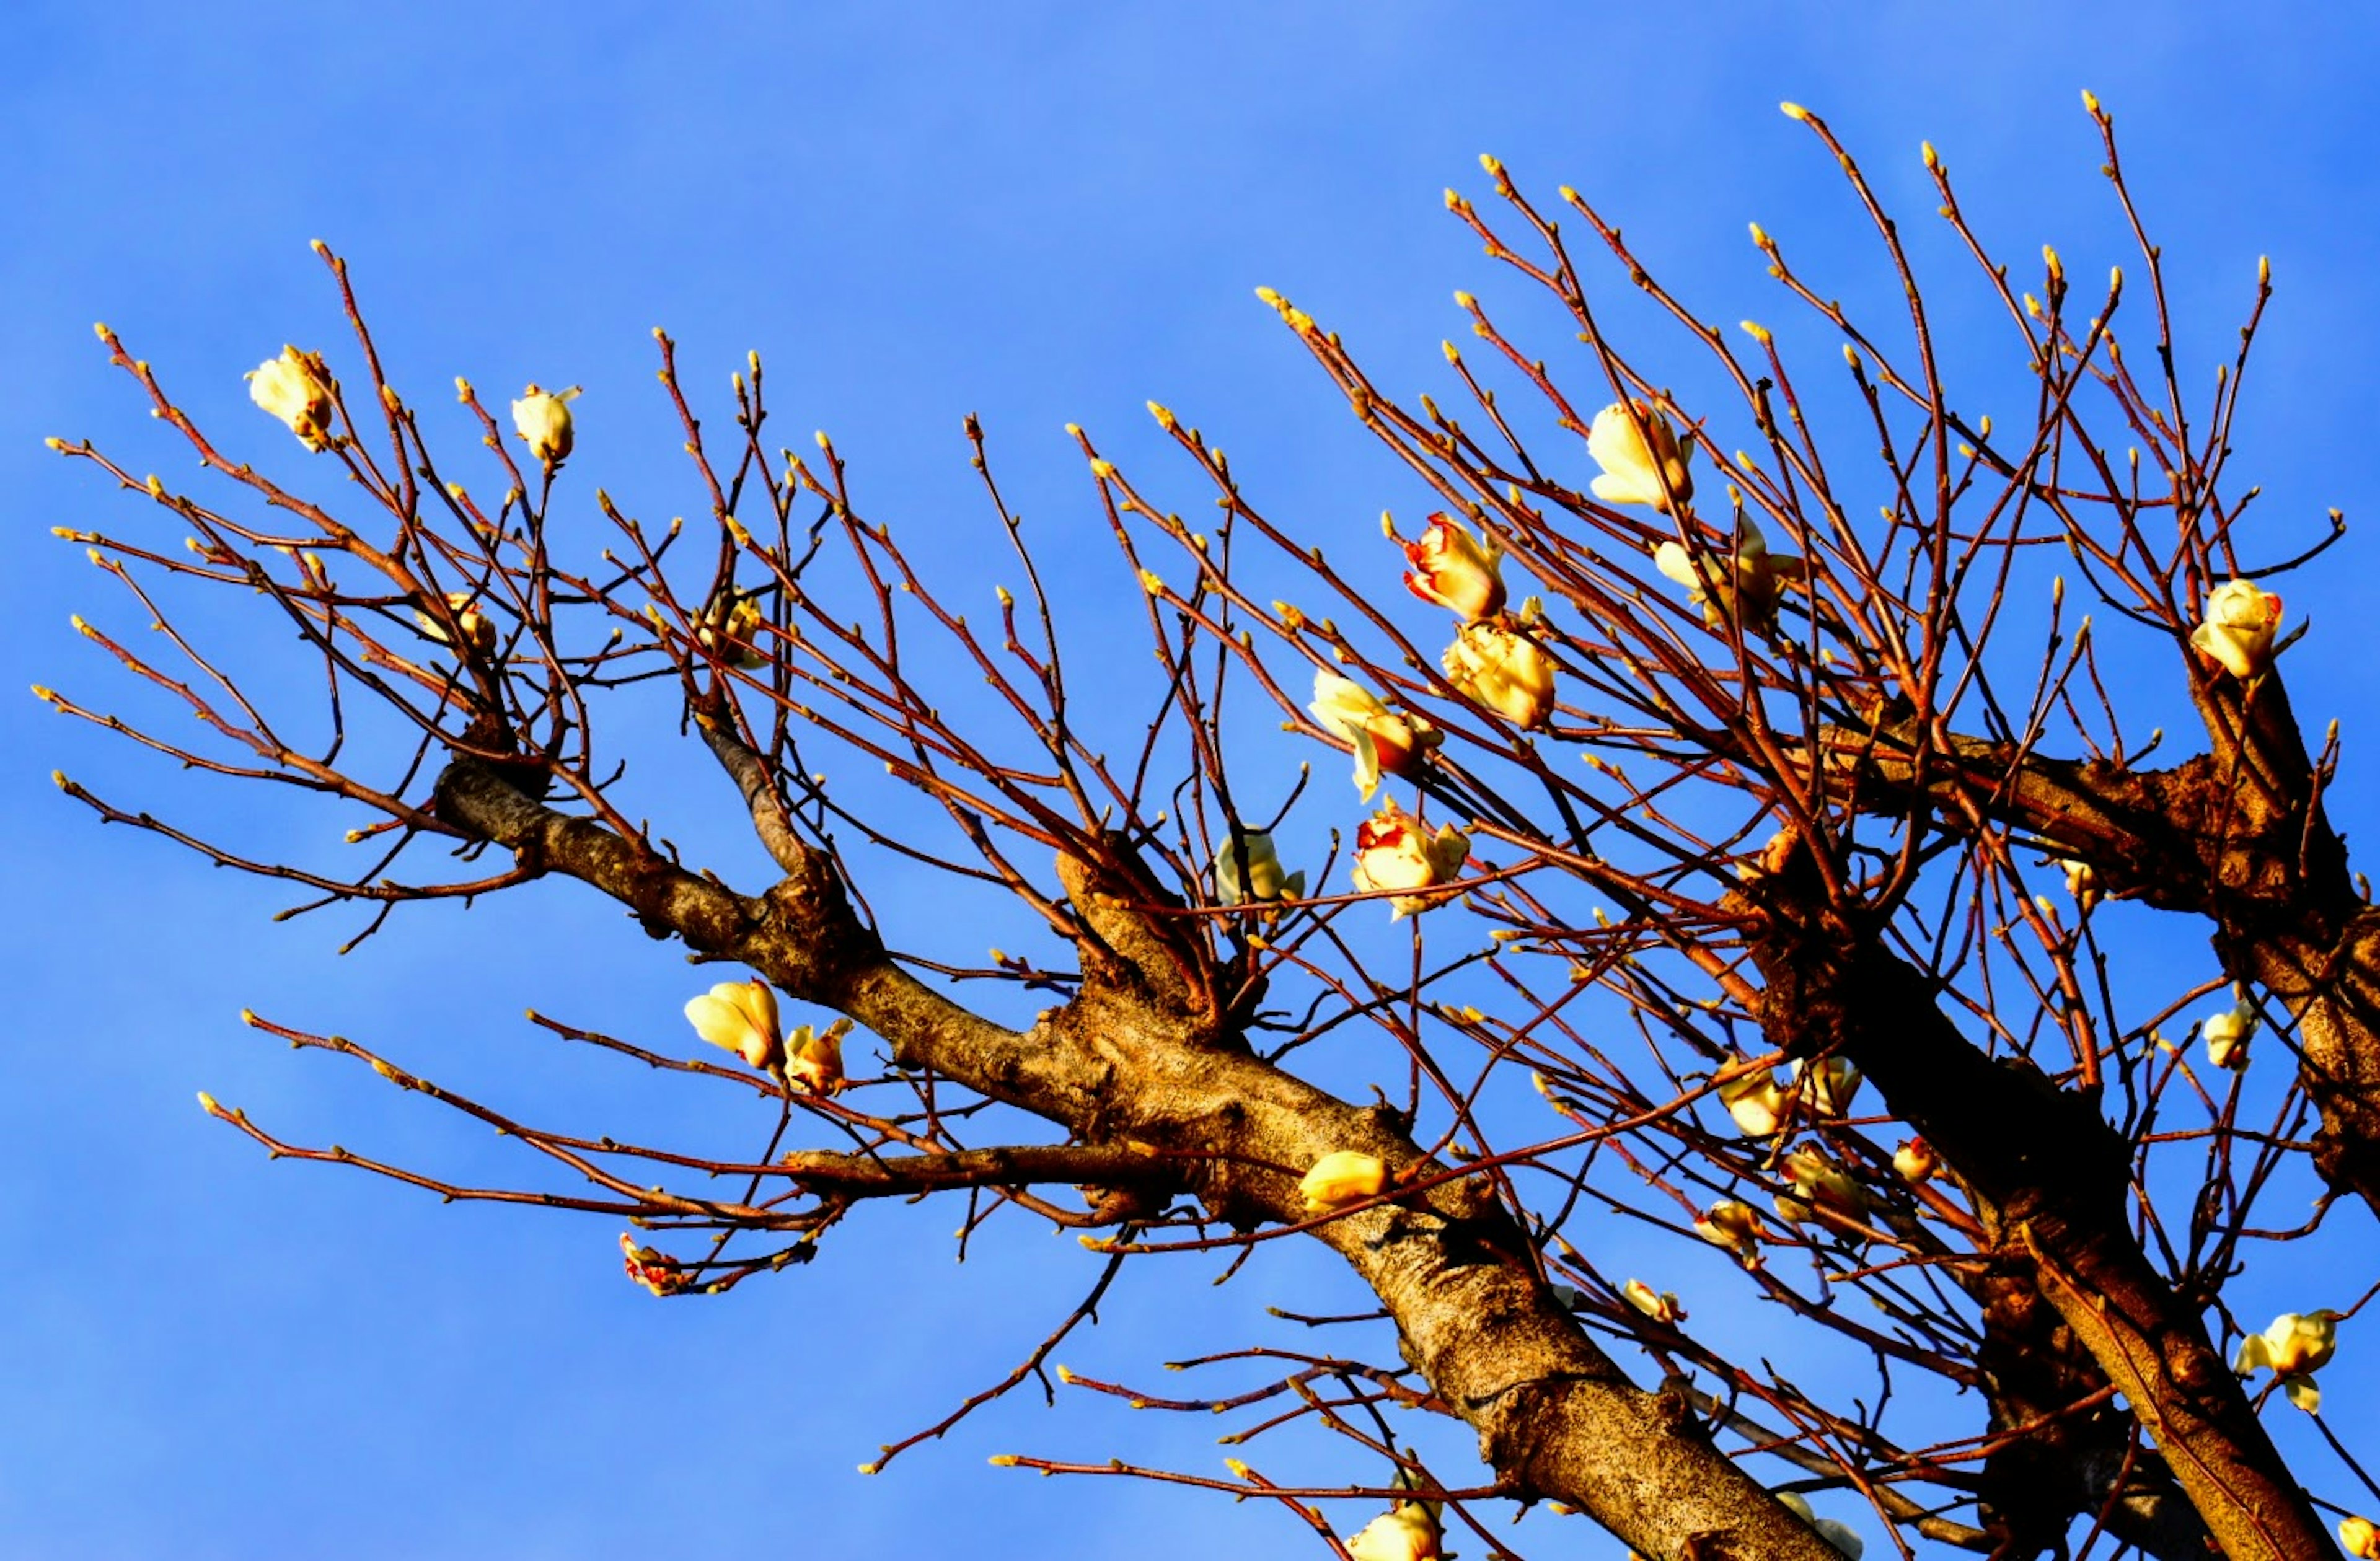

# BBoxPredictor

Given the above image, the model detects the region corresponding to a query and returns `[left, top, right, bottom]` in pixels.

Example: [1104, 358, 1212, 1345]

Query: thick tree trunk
[434, 759, 1850, 1561]
[1743, 879, 2334, 1561]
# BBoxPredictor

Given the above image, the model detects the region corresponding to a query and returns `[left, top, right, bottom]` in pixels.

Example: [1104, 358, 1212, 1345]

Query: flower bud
[787, 1018, 851, 1094]
[1717, 1070, 1787, 1138]
[511, 384, 583, 467]
[1588, 400, 1694, 512]
[1694, 1199, 1764, 1257]
[1344, 1501, 1441, 1561]
[2056, 856, 2102, 912]
[1299, 1150, 1388, 1214]
[2203, 996, 2259, 1071]
[1652, 514, 1804, 635]
[2190, 578, 2283, 681]
[1214, 828, 1305, 907]
[1893, 1138, 1939, 1184]
[1398, 513, 1506, 622]
[1622, 1278, 1685, 1323]
[414, 591, 497, 654]
[684, 977, 783, 1072]
[2340, 1516, 2379, 1559]
[1786, 1056, 1861, 1117]
[1350, 801, 1470, 919]
[245, 346, 335, 451]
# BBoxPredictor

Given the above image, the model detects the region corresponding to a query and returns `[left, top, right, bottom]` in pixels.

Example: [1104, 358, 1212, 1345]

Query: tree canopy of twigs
[40, 95, 2380, 1561]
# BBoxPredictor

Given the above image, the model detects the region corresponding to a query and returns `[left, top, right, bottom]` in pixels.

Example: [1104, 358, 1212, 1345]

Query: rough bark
[433, 759, 1851, 1561]
[1824, 676, 2380, 1225]
[1742, 867, 2332, 1561]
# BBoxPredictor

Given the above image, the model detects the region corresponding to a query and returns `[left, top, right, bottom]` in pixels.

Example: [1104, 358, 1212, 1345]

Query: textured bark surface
[1742, 870, 2332, 1561]
[434, 759, 1850, 1561]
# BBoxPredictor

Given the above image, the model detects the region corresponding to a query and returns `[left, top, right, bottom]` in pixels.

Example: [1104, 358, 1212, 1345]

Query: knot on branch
[1054, 835, 1227, 1049]
[752, 845, 884, 1006]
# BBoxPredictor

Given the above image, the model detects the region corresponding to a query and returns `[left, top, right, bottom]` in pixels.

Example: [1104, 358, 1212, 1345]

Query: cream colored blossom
[245, 346, 335, 451]
[1441, 600, 1556, 729]
[1893, 1138, 1939, 1184]
[1351, 801, 1470, 919]
[619, 1231, 691, 1296]
[697, 594, 767, 668]
[1588, 398, 1694, 512]
[1652, 514, 1805, 635]
[1214, 829, 1304, 907]
[2203, 996, 2259, 1071]
[413, 591, 497, 654]
[2236, 1309, 2341, 1411]
[1718, 1069, 1788, 1138]
[684, 977, 782, 1071]
[1343, 1501, 1440, 1561]
[2057, 856, 2102, 912]
[1623, 1278, 1685, 1323]
[2339, 1515, 2379, 1559]
[1300, 1150, 1389, 1214]
[1694, 1198, 1765, 1258]
[1309, 671, 1441, 802]
[1776, 1146, 1867, 1226]
[511, 384, 583, 466]
[1786, 1055, 1862, 1117]
[1399, 512, 1506, 622]
[1778, 1492, 1865, 1559]
[786, 1018, 852, 1094]
[2190, 578, 2283, 681]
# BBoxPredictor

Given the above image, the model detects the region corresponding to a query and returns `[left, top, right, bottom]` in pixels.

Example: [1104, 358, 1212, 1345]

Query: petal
[1592, 472, 1652, 507]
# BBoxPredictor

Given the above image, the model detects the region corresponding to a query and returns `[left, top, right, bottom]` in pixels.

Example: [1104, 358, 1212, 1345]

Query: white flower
[1694, 1199, 1765, 1258]
[2236, 1309, 2340, 1412]
[1785, 1056, 1862, 1117]
[1399, 512, 1506, 622]
[2056, 856, 2102, 912]
[684, 977, 782, 1071]
[2340, 1515, 2379, 1559]
[413, 591, 496, 654]
[1652, 514, 1804, 635]
[1623, 1278, 1685, 1323]
[1440, 599, 1557, 729]
[1775, 1146, 1867, 1226]
[245, 346, 335, 451]
[511, 383, 583, 467]
[1893, 1139, 1939, 1184]
[1308, 672, 1440, 802]
[1344, 1502, 1440, 1561]
[1214, 829, 1304, 907]
[2203, 996, 2259, 1071]
[1718, 1068, 1788, 1138]
[1300, 1150, 1388, 1214]
[1778, 1492, 1864, 1559]
[1588, 398, 1695, 513]
[1350, 801, 1470, 919]
[786, 1018, 851, 1094]
[2190, 579, 2283, 680]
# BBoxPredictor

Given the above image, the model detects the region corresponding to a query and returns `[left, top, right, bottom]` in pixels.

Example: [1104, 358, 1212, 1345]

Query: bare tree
[39, 95, 2380, 1560]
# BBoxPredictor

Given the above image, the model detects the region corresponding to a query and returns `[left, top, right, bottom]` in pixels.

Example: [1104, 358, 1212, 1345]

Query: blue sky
[8, 4, 2380, 1557]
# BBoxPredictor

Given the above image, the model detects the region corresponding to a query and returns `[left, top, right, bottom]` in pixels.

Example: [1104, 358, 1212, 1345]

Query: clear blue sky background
[7, 5, 2380, 1558]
